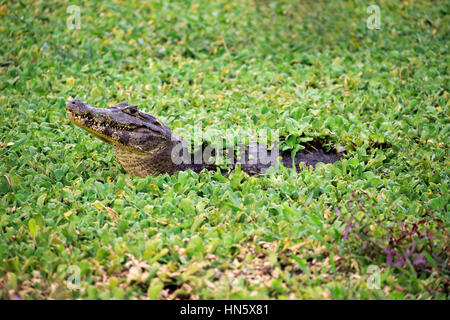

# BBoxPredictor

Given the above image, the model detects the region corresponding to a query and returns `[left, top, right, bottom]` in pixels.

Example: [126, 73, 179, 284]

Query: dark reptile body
[66, 99, 341, 176]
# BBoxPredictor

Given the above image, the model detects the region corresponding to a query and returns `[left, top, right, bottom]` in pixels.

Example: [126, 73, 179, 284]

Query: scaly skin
[66, 99, 341, 176]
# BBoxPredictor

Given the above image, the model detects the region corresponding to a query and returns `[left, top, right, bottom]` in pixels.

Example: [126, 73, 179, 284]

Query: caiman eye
[123, 106, 138, 115]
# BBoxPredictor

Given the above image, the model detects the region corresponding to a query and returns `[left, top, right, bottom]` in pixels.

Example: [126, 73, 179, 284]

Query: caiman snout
[66, 99, 89, 113]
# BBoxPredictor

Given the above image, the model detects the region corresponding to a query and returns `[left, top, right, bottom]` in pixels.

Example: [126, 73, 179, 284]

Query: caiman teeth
[70, 112, 133, 131]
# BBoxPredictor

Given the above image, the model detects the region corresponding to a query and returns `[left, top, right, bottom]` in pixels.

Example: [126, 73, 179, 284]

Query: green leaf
[118, 220, 128, 235]
[186, 236, 205, 257]
[282, 203, 300, 215]
[191, 214, 205, 232]
[423, 252, 437, 270]
[147, 278, 164, 300]
[286, 134, 297, 146]
[292, 254, 309, 273]
[96, 248, 110, 261]
[180, 198, 195, 215]
[348, 158, 359, 167]
[36, 193, 47, 208]
[0, 176, 10, 195]
[28, 218, 37, 237]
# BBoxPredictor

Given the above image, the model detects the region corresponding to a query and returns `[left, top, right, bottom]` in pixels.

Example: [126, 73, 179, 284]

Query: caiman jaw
[66, 109, 113, 144]
[66, 99, 137, 148]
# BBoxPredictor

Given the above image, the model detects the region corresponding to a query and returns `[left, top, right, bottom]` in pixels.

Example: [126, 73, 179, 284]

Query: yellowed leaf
[64, 210, 73, 218]
[93, 200, 104, 210]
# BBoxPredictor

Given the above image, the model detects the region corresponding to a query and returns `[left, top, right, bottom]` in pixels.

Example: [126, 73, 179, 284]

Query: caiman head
[66, 99, 186, 176]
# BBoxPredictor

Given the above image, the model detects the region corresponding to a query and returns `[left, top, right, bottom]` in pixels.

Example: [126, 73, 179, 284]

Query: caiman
[66, 99, 342, 177]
